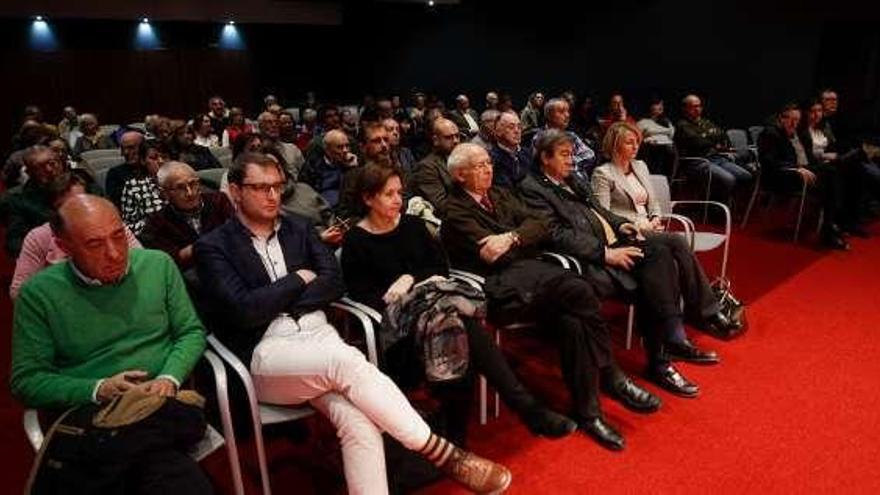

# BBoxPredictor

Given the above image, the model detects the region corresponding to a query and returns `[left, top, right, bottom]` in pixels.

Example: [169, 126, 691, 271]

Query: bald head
[324, 129, 351, 163]
[682, 94, 703, 119]
[54, 194, 129, 283]
[432, 118, 461, 155]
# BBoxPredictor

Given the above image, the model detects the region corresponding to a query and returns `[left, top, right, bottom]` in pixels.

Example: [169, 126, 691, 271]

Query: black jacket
[194, 213, 344, 361]
[518, 174, 636, 298]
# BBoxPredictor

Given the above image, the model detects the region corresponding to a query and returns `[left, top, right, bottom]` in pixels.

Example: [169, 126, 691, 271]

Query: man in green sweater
[11, 194, 206, 409]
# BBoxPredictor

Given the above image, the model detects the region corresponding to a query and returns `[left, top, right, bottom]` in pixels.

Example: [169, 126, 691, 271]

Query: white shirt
[463, 112, 479, 134]
[249, 221, 287, 282]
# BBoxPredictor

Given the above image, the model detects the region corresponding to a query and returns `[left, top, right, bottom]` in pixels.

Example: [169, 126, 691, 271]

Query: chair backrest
[80, 148, 121, 162]
[209, 146, 233, 169]
[198, 168, 227, 190]
[99, 124, 119, 136]
[748, 125, 764, 144]
[127, 122, 146, 132]
[94, 167, 111, 194]
[649, 174, 673, 215]
[727, 129, 749, 153]
[84, 157, 124, 177]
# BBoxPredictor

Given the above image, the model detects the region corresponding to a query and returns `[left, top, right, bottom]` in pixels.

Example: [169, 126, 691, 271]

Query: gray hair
[79, 113, 98, 127]
[480, 109, 501, 125]
[156, 161, 196, 188]
[543, 98, 568, 119]
[533, 129, 574, 165]
[447, 142, 486, 173]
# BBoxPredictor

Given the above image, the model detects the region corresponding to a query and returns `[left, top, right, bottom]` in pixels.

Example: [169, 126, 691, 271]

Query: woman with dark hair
[192, 113, 220, 148]
[341, 164, 577, 444]
[168, 122, 221, 170]
[120, 139, 168, 236]
[231, 132, 264, 161]
[636, 97, 678, 175]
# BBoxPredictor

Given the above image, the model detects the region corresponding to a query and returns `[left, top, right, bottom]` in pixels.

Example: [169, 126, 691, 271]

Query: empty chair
[650, 174, 731, 280]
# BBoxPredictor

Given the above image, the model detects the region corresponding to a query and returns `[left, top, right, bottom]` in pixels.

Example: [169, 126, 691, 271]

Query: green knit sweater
[11, 248, 206, 409]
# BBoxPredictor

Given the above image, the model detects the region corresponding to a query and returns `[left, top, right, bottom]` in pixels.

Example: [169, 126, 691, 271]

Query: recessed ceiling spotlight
[141, 17, 149, 24]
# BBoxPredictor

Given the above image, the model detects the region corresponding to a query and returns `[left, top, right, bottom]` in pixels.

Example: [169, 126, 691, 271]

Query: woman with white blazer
[592, 122, 743, 338]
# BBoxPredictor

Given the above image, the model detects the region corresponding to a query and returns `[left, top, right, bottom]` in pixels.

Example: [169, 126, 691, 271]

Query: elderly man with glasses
[140, 161, 234, 273]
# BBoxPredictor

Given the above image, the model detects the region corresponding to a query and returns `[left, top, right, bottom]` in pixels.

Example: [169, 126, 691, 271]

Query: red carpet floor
[2, 214, 879, 494]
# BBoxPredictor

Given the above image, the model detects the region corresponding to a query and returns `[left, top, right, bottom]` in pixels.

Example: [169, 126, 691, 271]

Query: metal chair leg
[793, 181, 809, 243]
[625, 305, 635, 350]
[740, 170, 761, 228]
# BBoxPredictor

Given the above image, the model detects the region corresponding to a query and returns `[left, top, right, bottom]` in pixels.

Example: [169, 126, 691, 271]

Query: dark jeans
[686, 154, 753, 203]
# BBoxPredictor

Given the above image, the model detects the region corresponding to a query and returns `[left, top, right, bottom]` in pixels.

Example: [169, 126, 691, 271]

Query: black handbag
[711, 277, 747, 330]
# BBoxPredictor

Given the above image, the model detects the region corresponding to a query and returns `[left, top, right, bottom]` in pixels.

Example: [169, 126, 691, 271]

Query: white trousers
[251, 311, 432, 495]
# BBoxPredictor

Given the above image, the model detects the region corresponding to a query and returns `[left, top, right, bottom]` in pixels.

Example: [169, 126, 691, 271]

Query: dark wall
[2, 0, 879, 155]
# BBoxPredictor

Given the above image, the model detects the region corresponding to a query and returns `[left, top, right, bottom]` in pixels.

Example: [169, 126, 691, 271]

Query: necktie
[480, 195, 495, 213]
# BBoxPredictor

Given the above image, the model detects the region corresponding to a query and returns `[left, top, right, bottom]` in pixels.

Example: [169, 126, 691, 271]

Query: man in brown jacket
[440, 143, 660, 452]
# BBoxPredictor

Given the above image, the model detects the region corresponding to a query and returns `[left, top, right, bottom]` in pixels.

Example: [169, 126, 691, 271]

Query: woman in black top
[342, 164, 576, 442]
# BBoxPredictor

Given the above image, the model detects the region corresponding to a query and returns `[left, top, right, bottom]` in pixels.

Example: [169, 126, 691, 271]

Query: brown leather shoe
[439, 446, 512, 494]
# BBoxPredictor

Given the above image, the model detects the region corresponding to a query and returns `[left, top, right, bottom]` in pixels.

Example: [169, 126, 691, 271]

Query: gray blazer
[591, 160, 661, 224]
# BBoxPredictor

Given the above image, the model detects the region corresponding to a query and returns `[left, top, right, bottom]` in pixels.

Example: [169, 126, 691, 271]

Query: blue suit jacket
[194, 213, 344, 360]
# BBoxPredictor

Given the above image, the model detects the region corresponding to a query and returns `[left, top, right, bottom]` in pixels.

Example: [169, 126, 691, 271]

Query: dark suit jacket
[408, 152, 454, 216]
[140, 190, 235, 269]
[758, 124, 818, 174]
[194, 213, 345, 361]
[441, 184, 548, 276]
[518, 174, 636, 297]
[489, 144, 531, 189]
[447, 109, 480, 136]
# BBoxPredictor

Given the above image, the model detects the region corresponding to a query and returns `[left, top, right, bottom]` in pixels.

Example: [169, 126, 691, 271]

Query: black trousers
[527, 269, 612, 421]
[645, 232, 720, 323]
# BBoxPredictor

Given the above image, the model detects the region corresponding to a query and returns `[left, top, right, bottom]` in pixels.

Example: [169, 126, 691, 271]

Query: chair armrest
[658, 213, 695, 248]
[538, 251, 571, 270]
[331, 298, 380, 366]
[24, 409, 43, 451]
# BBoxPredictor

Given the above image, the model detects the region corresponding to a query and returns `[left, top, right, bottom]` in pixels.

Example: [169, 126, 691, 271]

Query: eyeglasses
[165, 179, 201, 194]
[241, 182, 286, 195]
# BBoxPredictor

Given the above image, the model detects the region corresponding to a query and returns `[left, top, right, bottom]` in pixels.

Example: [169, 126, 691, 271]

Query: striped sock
[419, 433, 456, 467]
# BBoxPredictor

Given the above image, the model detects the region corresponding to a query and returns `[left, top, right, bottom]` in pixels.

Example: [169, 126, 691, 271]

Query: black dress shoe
[604, 377, 662, 414]
[579, 417, 625, 451]
[664, 340, 720, 365]
[702, 311, 744, 340]
[647, 364, 699, 398]
[522, 407, 578, 439]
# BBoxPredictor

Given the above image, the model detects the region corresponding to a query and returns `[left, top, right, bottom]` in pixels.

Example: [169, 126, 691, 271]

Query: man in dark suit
[194, 152, 511, 494]
[519, 130, 724, 400]
[447, 94, 480, 138]
[441, 142, 661, 451]
[489, 111, 531, 189]
[408, 118, 460, 215]
[758, 103, 855, 249]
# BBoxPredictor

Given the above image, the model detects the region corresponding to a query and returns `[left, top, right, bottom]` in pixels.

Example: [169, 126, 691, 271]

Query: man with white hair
[441, 143, 661, 451]
[448, 94, 480, 137]
[471, 109, 500, 151]
[490, 111, 531, 188]
[72, 113, 115, 160]
[141, 161, 234, 271]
